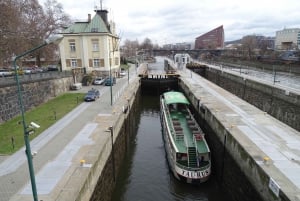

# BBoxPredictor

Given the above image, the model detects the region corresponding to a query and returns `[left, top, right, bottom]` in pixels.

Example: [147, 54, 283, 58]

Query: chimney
[88, 14, 91, 22]
[95, 9, 109, 30]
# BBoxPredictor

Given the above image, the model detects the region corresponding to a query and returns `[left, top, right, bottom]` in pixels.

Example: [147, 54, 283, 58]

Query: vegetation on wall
[82, 74, 93, 86]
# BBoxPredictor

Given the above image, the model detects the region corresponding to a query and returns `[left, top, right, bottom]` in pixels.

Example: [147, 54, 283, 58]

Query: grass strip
[0, 93, 85, 155]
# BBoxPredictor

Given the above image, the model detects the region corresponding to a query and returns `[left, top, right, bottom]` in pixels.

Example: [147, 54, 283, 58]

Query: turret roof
[63, 13, 109, 34]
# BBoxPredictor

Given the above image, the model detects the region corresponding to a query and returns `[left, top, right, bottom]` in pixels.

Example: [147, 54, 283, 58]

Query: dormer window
[91, 28, 98, 32]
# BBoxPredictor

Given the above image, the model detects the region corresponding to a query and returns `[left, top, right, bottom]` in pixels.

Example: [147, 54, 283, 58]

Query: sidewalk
[0, 65, 138, 201]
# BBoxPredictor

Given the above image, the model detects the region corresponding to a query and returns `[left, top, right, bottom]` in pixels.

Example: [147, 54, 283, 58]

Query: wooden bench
[174, 125, 183, 131]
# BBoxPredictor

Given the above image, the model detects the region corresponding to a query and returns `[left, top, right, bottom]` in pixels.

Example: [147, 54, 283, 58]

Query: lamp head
[45, 34, 63, 45]
[29, 122, 40, 129]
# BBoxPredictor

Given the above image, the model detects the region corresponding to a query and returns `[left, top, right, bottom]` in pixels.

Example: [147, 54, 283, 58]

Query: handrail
[176, 160, 210, 171]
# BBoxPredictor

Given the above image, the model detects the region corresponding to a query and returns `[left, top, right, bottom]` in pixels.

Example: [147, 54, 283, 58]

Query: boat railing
[163, 102, 179, 138]
[172, 119, 185, 140]
[166, 105, 186, 141]
[176, 161, 210, 171]
[192, 133, 204, 157]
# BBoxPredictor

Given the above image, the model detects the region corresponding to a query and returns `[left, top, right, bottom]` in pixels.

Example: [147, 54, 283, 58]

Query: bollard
[80, 159, 85, 166]
[11, 136, 15, 150]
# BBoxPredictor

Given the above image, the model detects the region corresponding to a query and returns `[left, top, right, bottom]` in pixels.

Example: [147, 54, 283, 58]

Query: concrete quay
[0, 66, 140, 201]
[178, 68, 300, 201]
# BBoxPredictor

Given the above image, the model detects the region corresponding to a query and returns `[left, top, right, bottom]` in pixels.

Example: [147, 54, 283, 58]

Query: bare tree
[18, 0, 46, 66]
[140, 37, 153, 50]
[0, 0, 70, 67]
[39, 0, 71, 66]
[0, 0, 22, 67]
[241, 35, 258, 60]
[121, 39, 139, 58]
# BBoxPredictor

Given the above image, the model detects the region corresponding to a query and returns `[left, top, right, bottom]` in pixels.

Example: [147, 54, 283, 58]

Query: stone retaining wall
[203, 67, 300, 131]
[0, 77, 73, 124]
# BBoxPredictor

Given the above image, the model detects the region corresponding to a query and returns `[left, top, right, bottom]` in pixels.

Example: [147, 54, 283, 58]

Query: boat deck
[169, 110, 208, 153]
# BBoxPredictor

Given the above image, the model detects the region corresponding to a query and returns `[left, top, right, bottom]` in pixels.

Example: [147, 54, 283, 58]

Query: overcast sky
[41, 0, 300, 45]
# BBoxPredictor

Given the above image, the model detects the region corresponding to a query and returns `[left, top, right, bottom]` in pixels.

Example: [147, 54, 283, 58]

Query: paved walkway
[0, 65, 137, 201]
[178, 68, 300, 201]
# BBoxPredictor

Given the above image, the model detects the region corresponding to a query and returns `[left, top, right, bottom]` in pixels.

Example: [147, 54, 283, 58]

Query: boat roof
[163, 91, 190, 105]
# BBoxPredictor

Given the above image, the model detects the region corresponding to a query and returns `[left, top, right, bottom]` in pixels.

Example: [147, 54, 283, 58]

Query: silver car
[93, 77, 105, 85]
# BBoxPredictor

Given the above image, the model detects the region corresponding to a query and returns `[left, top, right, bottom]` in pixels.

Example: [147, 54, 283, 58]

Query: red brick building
[195, 25, 224, 49]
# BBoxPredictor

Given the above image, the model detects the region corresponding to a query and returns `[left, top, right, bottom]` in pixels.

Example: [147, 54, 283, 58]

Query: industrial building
[275, 28, 300, 50]
[194, 25, 224, 49]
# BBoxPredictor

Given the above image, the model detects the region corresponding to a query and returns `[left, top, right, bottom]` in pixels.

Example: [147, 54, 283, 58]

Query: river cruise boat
[160, 91, 211, 184]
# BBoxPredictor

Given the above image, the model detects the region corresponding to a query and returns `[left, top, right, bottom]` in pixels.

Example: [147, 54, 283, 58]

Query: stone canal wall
[203, 67, 300, 131]
[179, 80, 262, 201]
[0, 76, 73, 124]
[82, 79, 141, 201]
[179, 78, 291, 201]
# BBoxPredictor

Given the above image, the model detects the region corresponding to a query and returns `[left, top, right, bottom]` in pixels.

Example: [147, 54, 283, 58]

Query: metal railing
[200, 60, 300, 93]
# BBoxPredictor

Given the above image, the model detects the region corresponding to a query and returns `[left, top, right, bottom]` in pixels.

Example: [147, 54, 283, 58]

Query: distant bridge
[151, 49, 223, 58]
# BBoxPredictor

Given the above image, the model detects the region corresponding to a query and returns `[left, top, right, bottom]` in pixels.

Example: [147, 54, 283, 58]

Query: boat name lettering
[179, 168, 210, 179]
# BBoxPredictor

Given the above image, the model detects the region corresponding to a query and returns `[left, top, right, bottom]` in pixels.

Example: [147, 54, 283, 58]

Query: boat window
[176, 153, 187, 161]
[173, 104, 177, 110]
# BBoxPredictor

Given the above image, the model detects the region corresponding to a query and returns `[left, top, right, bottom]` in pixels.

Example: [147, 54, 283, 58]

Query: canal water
[111, 94, 233, 201]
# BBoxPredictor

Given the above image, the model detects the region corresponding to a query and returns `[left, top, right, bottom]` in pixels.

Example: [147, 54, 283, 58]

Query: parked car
[84, 89, 100, 101]
[104, 77, 116, 86]
[23, 67, 32, 74]
[120, 69, 126, 77]
[0, 69, 13, 77]
[93, 77, 105, 85]
[47, 65, 59, 71]
[70, 83, 82, 90]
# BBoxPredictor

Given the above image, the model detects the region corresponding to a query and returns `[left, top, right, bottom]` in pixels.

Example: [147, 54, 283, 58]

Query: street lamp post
[109, 37, 120, 106]
[109, 54, 113, 105]
[13, 34, 63, 201]
[127, 66, 130, 84]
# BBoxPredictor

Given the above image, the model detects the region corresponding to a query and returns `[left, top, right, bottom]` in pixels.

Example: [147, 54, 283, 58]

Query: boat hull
[160, 104, 211, 184]
[160, 91, 211, 183]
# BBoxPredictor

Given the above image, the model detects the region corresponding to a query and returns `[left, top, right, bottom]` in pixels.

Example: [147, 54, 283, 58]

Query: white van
[70, 83, 82, 90]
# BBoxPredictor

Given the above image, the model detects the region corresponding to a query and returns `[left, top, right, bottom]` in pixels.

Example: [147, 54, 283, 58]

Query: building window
[92, 39, 99, 52]
[114, 57, 119, 65]
[93, 59, 100, 67]
[71, 59, 77, 67]
[69, 42, 76, 52]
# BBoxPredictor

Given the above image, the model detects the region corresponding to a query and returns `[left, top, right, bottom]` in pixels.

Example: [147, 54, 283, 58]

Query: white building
[174, 53, 191, 70]
[275, 28, 300, 50]
[59, 9, 120, 77]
